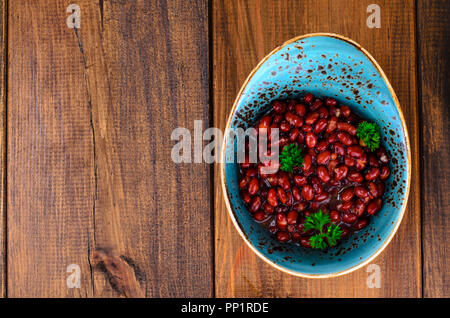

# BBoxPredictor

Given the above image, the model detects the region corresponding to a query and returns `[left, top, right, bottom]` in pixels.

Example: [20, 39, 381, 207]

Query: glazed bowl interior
[221, 34, 410, 277]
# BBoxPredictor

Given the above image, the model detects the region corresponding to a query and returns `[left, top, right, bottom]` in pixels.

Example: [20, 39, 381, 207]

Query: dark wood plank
[213, 0, 421, 297]
[0, 0, 5, 299]
[8, 0, 211, 297]
[417, 0, 450, 298]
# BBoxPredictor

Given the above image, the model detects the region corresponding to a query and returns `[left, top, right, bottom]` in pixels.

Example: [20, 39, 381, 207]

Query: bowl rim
[219, 33, 411, 278]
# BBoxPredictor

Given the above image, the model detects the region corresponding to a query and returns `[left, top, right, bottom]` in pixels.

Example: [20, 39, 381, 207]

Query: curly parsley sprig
[356, 121, 381, 151]
[279, 144, 304, 173]
[304, 210, 343, 250]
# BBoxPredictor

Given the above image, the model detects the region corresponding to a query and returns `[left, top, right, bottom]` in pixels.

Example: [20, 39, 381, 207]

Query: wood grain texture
[0, 0, 5, 299]
[213, 0, 421, 297]
[8, 0, 211, 297]
[417, 0, 450, 298]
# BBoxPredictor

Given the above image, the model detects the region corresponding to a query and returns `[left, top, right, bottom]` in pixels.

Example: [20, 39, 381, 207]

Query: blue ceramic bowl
[220, 33, 411, 278]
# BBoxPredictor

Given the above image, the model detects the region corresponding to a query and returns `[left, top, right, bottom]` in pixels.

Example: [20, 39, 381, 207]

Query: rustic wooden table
[0, 0, 447, 298]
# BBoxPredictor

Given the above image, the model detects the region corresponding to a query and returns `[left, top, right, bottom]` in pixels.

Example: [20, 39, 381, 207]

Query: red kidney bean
[342, 212, 357, 224]
[302, 154, 312, 172]
[355, 158, 367, 171]
[285, 112, 303, 127]
[315, 192, 329, 202]
[344, 156, 356, 167]
[295, 103, 307, 117]
[278, 173, 291, 190]
[275, 205, 289, 213]
[293, 175, 307, 186]
[267, 189, 278, 207]
[265, 176, 278, 186]
[269, 225, 277, 234]
[287, 224, 296, 233]
[302, 124, 313, 132]
[287, 100, 296, 112]
[258, 115, 272, 129]
[327, 133, 337, 144]
[302, 184, 314, 201]
[328, 159, 339, 172]
[325, 97, 337, 107]
[250, 196, 262, 212]
[367, 182, 379, 198]
[287, 211, 298, 224]
[338, 201, 354, 212]
[318, 106, 329, 119]
[341, 187, 354, 202]
[253, 211, 267, 221]
[310, 177, 323, 194]
[317, 150, 331, 165]
[337, 131, 353, 146]
[347, 145, 364, 158]
[277, 187, 287, 204]
[305, 112, 319, 125]
[276, 212, 288, 230]
[315, 141, 327, 152]
[367, 198, 382, 215]
[330, 210, 341, 224]
[280, 121, 291, 132]
[333, 142, 345, 156]
[365, 167, 380, 181]
[314, 118, 328, 133]
[340, 226, 350, 238]
[337, 122, 357, 135]
[354, 186, 369, 199]
[273, 114, 283, 124]
[263, 202, 274, 214]
[292, 186, 302, 201]
[303, 93, 314, 104]
[303, 168, 315, 177]
[326, 116, 338, 133]
[311, 99, 323, 111]
[239, 176, 250, 189]
[248, 178, 259, 195]
[276, 231, 290, 242]
[348, 171, 364, 183]
[377, 147, 389, 163]
[293, 202, 308, 212]
[241, 191, 251, 204]
[354, 199, 366, 217]
[245, 168, 258, 178]
[341, 105, 351, 117]
[310, 201, 320, 209]
[353, 219, 368, 230]
[289, 127, 300, 142]
[272, 100, 287, 114]
[292, 232, 301, 241]
[300, 237, 312, 248]
[380, 166, 390, 180]
[285, 191, 294, 206]
[368, 154, 379, 167]
[317, 165, 331, 183]
[297, 131, 305, 144]
[305, 132, 317, 148]
[334, 165, 349, 181]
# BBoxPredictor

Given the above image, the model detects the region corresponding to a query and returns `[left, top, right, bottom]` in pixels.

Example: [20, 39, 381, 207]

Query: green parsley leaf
[303, 210, 330, 232]
[303, 210, 343, 250]
[279, 144, 304, 173]
[356, 121, 381, 151]
[310, 234, 328, 250]
[325, 223, 343, 247]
